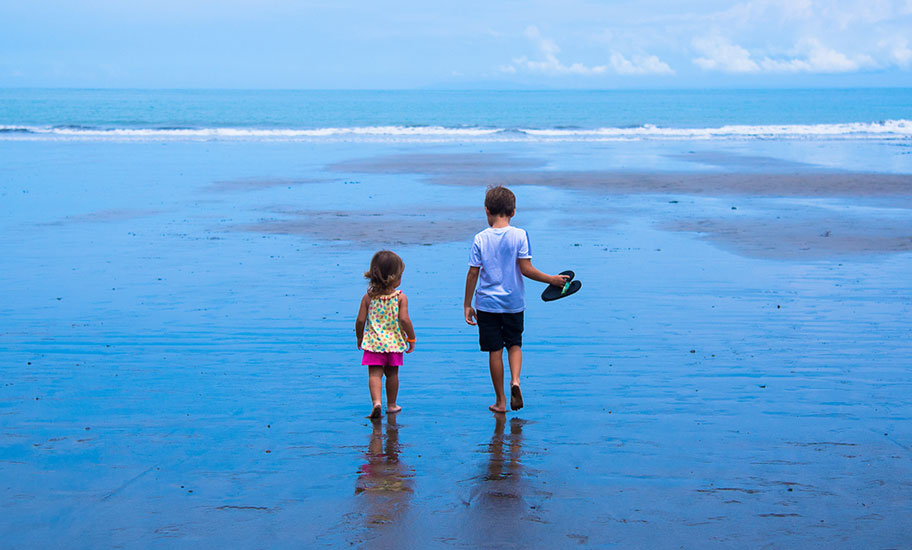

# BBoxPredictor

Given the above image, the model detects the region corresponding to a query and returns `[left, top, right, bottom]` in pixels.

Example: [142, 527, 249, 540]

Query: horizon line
[2, 85, 911, 92]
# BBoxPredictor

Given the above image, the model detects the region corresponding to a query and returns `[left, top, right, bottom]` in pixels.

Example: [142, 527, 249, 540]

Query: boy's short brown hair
[484, 185, 516, 216]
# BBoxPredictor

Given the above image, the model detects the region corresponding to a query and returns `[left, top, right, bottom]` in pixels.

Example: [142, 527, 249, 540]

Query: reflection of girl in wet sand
[354, 415, 414, 532]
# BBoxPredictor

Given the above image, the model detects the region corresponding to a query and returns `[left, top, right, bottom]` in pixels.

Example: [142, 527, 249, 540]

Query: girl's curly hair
[364, 250, 405, 297]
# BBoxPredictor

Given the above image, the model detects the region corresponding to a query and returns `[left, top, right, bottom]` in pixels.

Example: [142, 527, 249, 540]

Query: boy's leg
[368, 366, 384, 417]
[384, 365, 401, 413]
[488, 350, 507, 412]
[506, 345, 523, 387]
[502, 312, 524, 410]
[478, 310, 508, 412]
[507, 345, 524, 411]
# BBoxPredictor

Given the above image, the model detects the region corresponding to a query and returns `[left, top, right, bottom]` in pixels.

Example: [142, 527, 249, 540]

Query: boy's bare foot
[369, 404, 382, 419]
[387, 405, 402, 413]
[488, 404, 507, 413]
[510, 385, 524, 411]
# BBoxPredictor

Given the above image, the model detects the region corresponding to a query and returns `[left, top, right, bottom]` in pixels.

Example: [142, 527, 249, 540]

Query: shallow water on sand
[1, 140, 911, 548]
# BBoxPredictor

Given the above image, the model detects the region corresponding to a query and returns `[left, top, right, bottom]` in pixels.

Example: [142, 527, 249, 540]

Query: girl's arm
[518, 259, 568, 287]
[355, 294, 369, 349]
[398, 293, 416, 353]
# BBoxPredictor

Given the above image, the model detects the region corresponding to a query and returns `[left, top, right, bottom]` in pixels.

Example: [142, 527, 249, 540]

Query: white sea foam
[1, 120, 910, 142]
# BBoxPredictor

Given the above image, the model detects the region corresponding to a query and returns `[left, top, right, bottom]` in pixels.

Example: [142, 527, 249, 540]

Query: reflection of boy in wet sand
[464, 186, 568, 413]
[463, 416, 534, 547]
[484, 414, 524, 483]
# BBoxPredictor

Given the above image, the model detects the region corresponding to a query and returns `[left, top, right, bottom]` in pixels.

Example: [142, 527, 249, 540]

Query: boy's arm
[464, 266, 480, 325]
[397, 293, 416, 353]
[518, 259, 569, 287]
[355, 294, 369, 349]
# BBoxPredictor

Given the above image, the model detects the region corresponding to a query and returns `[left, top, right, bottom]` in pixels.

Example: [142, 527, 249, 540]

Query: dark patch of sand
[328, 153, 547, 175]
[204, 177, 330, 193]
[38, 209, 163, 226]
[328, 152, 911, 199]
[295, 151, 912, 258]
[426, 166, 912, 258]
[232, 209, 482, 246]
[665, 150, 820, 171]
[429, 171, 912, 199]
[664, 212, 912, 259]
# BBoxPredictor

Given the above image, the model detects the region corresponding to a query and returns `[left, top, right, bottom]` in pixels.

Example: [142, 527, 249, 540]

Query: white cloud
[893, 44, 912, 67]
[609, 52, 674, 75]
[504, 25, 673, 76]
[509, 55, 609, 76]
[507, 26, 608, 75]
[692, 36, 760, 73]
[524, 26, 560, 57]
[880, 36, 912, 67]
[683, 0, 912, 72]
[693, 35, 878, 73]
[759, 39, 875, 72]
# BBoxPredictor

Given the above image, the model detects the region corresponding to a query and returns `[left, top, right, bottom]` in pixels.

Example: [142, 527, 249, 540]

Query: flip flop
[510, 385, 524, 411]
[541, 270, 582, 302]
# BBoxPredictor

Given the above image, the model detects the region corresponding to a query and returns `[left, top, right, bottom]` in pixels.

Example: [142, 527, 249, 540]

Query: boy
[464, 185, 568, 413]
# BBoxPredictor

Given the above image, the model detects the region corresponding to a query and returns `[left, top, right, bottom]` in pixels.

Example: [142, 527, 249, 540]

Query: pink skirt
[362, 350, 403, 367]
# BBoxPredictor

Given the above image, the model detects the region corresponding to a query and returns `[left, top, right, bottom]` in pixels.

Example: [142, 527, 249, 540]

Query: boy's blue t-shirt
[469, 226, 532, 313]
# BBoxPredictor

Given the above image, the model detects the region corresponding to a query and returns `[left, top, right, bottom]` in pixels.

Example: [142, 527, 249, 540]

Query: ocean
[1, 88, 911, 142]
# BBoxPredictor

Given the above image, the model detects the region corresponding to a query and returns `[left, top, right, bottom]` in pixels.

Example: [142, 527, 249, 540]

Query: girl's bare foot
[488, 404, 507, 413]
[387, 405, 402, 413]
[369, 404, 382, 419]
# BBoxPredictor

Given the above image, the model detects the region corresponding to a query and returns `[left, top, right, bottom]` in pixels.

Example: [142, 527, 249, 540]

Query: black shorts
[476, 310, 524, 352]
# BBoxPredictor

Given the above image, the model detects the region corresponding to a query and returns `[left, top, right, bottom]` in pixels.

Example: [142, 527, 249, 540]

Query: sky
[1, 0, 911, 88]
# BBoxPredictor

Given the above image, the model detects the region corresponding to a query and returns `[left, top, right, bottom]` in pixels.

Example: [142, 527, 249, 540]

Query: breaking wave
[1, 120, 910, 142]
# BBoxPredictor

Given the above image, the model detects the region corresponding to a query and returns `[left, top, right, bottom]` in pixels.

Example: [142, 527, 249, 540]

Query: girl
[356, 250, 416, 419]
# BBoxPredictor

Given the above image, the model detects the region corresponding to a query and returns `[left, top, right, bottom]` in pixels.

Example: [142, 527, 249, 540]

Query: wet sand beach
[2, 140, 911, 548]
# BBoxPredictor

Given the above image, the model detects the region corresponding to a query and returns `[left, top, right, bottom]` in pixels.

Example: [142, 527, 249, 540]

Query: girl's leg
[368, 366, 384, 417]
[488, 350, 507, 412]
[384, 365, 401, 413]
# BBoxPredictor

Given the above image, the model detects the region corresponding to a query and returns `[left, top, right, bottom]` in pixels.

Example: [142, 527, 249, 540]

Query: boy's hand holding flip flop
[541, 270, 581, 302]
